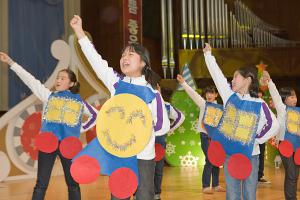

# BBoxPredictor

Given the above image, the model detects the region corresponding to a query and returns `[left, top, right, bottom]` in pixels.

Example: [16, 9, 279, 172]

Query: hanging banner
[123, 0, 143, 45]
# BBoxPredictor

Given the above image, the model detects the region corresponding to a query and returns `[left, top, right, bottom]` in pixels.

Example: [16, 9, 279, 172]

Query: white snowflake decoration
[166, 142, 176, 156]
[178, 126, 186, 134]
[167, 130, 175, 136]
[189, 113, 194, 117]
[181, 140, 186, 145]
[190, 140, 196, 146]
[190, 119, 199, 132]
[198, 142, 201, 146]
[179, 151, 199, 167]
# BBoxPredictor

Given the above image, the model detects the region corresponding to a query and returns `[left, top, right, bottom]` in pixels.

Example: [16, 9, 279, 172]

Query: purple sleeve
[170, 107, 182, 129]
[82, 101, 98, 130]
[256, 103, 273, 139]
[154, 93, 164, 132]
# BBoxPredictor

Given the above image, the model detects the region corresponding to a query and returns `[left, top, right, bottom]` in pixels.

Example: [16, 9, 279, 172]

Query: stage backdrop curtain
[8, 0, 64, 107]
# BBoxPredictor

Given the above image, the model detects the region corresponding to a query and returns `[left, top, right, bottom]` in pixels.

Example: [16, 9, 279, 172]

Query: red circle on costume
[294, 148, 300, 165]
[59, 136, 83, 159]
[70, 155, 100, 184]
[279, 140, 294, 158]
[34, 132, 58, 153]
[155, 143, 165, 161]
[207, 141, 226, 167]
[227, 154, 252, 180]
[109, 168, 138, 199]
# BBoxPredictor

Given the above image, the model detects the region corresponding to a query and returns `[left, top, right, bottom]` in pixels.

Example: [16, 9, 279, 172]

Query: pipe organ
[161, 0, 300, 79]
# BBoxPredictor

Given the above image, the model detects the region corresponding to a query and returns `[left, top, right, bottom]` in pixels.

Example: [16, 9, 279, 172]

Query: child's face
[205, 92, 218, 103]
[285, 91, 297, 107]
[120, 47, 145, 77]
[55, 71, 73, 91]
[231, 71, 250, 94]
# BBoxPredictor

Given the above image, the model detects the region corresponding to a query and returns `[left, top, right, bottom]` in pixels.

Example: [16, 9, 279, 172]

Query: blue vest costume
[209, 94, 261, 159]
[203, 102, 223, 136]
[73, 80, 156, 178]
[284, 106, 300, 151]
[41, 90, 84, 140]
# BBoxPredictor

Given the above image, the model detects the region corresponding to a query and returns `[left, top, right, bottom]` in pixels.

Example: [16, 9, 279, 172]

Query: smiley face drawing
[96, 94, 153, 158]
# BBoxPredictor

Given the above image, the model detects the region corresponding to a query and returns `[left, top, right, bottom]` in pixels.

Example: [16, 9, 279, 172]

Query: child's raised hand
[70, 15, 85, 39]
[261, 70, 271, 85]
[0, 52, 13, 65]
[203, 43, 212, 53]
[177, 74, 185, 84]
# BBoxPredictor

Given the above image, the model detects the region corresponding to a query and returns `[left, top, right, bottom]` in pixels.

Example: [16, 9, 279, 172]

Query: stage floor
[0, 164, 298, 200]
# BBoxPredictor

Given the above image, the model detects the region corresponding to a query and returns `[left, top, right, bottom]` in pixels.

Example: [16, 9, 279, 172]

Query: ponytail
[237, 66, 259, 98]
[70, 81, 80, 94]
[59, 69, 80, 94]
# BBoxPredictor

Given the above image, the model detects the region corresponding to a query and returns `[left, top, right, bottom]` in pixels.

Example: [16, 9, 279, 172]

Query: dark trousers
[32, 150, 81, 200]
[154, 158, 165, 195]
[258, 143, 266, 180]
[200, 132, 220, 188]
[281, 153, 299, 200]
[111, 159, 155, 200]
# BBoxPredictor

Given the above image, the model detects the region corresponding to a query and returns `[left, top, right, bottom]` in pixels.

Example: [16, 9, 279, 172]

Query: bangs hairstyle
[122, 43, 161, 89]
[59, 69, 80, 94]
[279, 87, 295, 102]
[203, 85, 218, 95]
[236, 66, 259, 98]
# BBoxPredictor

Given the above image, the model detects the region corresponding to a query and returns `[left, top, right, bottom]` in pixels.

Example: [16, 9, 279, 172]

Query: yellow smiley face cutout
[96, 94, 153, 158]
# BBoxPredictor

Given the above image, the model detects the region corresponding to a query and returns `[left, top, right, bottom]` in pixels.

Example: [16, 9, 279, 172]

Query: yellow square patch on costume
[204, 107, 223, 127]
[43, 97, 83, 126]
[286, 110, 300, 135]
[219, 104, 257, 143]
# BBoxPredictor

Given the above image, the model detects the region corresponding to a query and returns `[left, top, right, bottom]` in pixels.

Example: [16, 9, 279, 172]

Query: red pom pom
[109, 168, 138, 199]
[227, 154, 252, 180]
[155, 143, 165, 162]
[207, 141, 226, 167]
[70, 155, 100, 184]
[34, 132, 58, 153]
[294, 148, 300, 165]
[279, 140, 294, 158]
[59, 136, 82, 159]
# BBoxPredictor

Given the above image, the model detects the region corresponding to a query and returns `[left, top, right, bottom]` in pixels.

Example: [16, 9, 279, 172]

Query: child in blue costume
[154, 86, 185, 200]
[203, 44, 279, 200]
[70, 15, 170, 200]
[0, 52, 97, 200]
[262, 71, 299, 200]
[177, 74, 225, 194]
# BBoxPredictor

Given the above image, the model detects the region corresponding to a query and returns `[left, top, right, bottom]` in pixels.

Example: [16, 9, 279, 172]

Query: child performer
[177, 74, 225, 194]
[262, 71, 299, 199]
[70, 15, 170, 200]
[203, 44, 279, 200]
[0, 52, 97, 200]
[154, 86, 185, 200]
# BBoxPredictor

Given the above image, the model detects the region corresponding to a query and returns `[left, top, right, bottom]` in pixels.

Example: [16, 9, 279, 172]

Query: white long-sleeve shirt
[204, 51, 279, 155]
[10, 62, 98, 132]
[180, 82, 216, 133]
[78, 36, 170, 160]
[268, 80, 287, 141]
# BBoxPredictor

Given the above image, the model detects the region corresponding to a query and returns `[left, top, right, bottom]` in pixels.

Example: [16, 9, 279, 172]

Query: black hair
[236, 66, 259, 98]
[203, 85, 218, 95]
[160, 87, 173, 102]
[59, 69, 80, 94]
[122, 43, 161, 89]
[279, 87, 295, 102]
